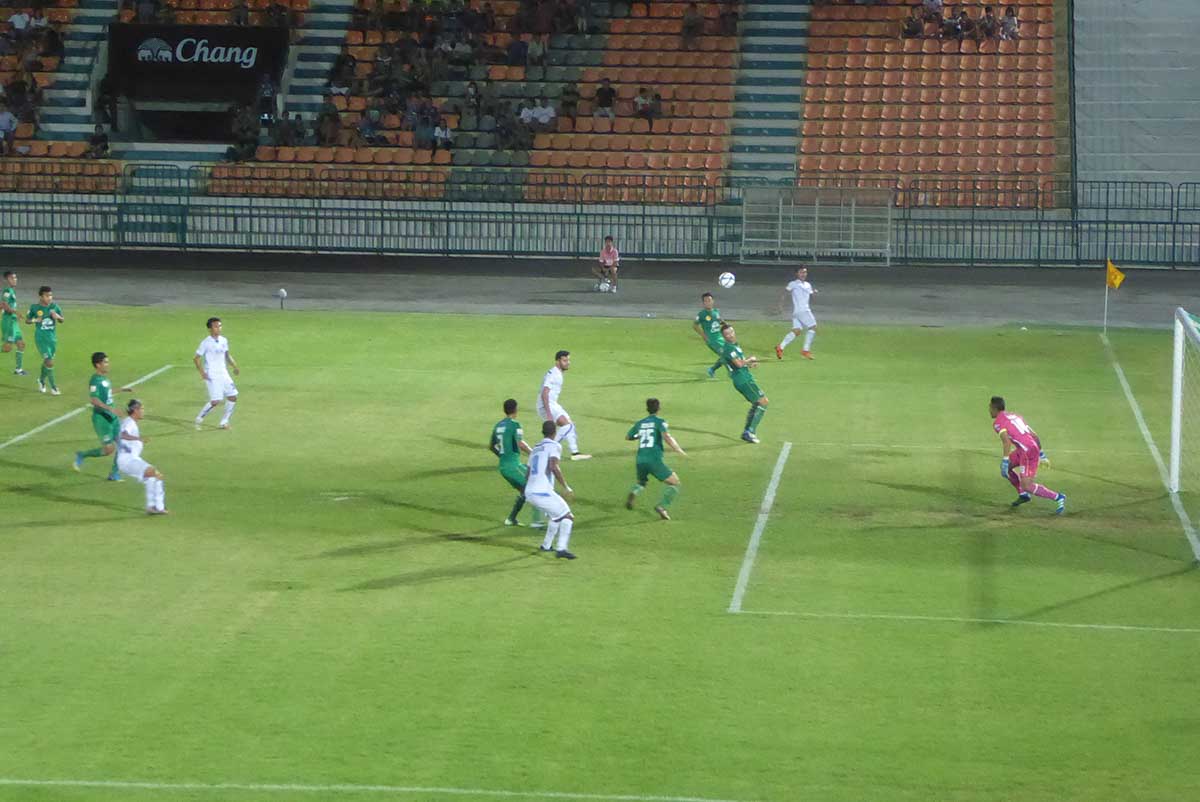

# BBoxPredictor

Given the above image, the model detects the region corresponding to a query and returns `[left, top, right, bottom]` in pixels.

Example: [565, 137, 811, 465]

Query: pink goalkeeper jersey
[993, 412, 1039, 454]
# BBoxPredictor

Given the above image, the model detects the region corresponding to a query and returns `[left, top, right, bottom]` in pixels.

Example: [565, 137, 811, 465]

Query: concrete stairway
[39, 0, 118, 140]
[730, 0, 808, 178]
[285, 0, 356, 118]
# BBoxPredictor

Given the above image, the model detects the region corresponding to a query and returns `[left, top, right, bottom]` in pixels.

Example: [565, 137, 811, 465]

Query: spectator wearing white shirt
[28, 8, 48, 31]
[531, 97, 555, 130]
[433, 117, 453, 152]
[1000, 5, 1019, 39]
[0, 103, 17, 155]
[518, 99, 537, 127]
[8, 9, 30, 38]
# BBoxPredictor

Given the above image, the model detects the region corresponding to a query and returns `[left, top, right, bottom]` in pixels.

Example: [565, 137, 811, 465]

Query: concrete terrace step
[737, 75, 804, 86]
[741, 57, 806, 70]
[732, 126, 798, 137]
[742, 11, 810, 21]
[735, 92, 804, 104]
[731, 143, 795, 154]
[740, 42, 807, 53]
[733, 108, 801, 120]
[112, 142, 228, 162]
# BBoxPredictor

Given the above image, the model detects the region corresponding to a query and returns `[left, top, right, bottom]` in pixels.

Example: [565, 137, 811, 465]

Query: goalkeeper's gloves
[1000, 457, 1010, 477]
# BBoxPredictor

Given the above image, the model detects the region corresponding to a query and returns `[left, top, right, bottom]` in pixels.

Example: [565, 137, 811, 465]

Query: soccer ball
[598, 280, 611, 293]
[718, 271, 736, 289]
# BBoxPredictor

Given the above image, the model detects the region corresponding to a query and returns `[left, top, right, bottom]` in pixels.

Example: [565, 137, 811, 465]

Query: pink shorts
[1012, 448, 1039, 479]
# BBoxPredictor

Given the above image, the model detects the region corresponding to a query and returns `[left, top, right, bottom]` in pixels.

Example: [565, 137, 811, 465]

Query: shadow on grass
[339, 553, 543, 591]
[590, 414, 745, 443]
[867, 479, 992, 507]
[398, 464, 495, 482]
[1000, 563, 1200, 628]
[2, 481, 138, 515]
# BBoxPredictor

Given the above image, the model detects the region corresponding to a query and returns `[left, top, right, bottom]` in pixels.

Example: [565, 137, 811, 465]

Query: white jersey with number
[524, 438, 562, 495]
[786, 279, 815, 313]
[119, 417, 144, 460]
[196, 335, 231, 380]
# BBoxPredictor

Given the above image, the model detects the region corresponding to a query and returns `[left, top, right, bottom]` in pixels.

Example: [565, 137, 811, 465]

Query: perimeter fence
[0, 164, 1196, 267]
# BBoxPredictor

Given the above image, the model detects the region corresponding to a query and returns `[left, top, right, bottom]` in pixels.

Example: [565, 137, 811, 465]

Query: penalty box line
[0, 365, 174, 453]
[0, 778, 756, 802]
[735, 609, 1200, 636]
[1101, 335, 1200, 561]
[728, 441, 793, 614]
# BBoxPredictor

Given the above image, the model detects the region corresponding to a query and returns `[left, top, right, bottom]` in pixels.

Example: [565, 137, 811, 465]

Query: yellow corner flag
[1106, 259, 1126, 290]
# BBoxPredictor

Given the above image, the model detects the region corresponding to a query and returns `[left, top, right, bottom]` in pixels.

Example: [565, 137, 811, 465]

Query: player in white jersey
[537, 349, 591, 460]
[193, 317, 240, 430]
[525, 420, 578, 559]
[776, 266, 818, 360]
[117, 399, 167, 515]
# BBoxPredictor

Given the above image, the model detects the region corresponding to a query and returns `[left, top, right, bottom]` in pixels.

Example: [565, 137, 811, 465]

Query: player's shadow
[0, 456, 82, 479]
[365, 494, 498, 524]
[590, 414, 744, 443]
[430, 435, 490, 453]
[397, 464, 494, 482]
[1044, 465, 1146, 493]
[615, 360, 711, 379]
[3, 483, 138, 515]
[868, 479, 993, 506]
[998, 563, 1200, 629]
[339, 554, 541, 592]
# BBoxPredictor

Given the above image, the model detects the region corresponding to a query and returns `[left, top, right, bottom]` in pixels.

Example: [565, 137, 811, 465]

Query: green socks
[39, 364, 46, 383]
[660, 484, 679, 509]
[79, 447, 106, 460]
[40, 366, 56, 389]
[746, 404, 766, 433]
[629, 483, 645, 496]
[14, 350, 22, 370]
[509, 494, 526, 521]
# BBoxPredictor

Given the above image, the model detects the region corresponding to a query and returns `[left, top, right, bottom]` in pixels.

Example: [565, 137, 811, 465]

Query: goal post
[1169, 307, 1200, 493]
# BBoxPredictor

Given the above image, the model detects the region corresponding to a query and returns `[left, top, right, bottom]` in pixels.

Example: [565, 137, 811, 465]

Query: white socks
[541, 519, 558, 551]
[196, 403, 215, 422]
[144, 477, 165, 512]
[555, 517, 573, 552]
[556, 422, 579, 454]
[803, 329, 816, 351]
[220, 401, 236, 426]
[780, 331, 797, 349]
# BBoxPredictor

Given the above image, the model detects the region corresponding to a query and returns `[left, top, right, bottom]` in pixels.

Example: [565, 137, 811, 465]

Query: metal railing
[0, 165, 1196, 267]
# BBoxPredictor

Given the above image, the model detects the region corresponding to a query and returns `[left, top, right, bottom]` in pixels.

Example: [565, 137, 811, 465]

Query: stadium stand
[798, 0, 1059, 194]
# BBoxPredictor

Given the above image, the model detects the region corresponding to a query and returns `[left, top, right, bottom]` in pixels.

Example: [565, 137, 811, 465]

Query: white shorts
[537, 401, 568, 423]
[117, 454, 152, 480]
[792, 310, 817, 329]
[206, 376, 238, 402]
[526, 490, 571, 520]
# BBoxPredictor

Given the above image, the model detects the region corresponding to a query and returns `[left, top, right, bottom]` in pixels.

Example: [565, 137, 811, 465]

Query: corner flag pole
[1103, 282, 1109, 336]
[1104, 259, 1125, 335]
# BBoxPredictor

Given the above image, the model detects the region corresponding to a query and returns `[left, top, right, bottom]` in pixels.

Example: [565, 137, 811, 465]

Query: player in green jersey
[625, 397, 687, 520]
[25, 285, 64, 394]
[491, 398, 544, 528]
[693, 292, 726, 379]
[73, 351, 129, 481]
[1, 270, 27, 375]
[720, 323, 769, 444]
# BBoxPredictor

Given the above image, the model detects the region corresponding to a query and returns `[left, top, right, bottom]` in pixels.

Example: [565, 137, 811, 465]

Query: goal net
[739, 184, 894, 265]
[1168, 308, 1200, 558]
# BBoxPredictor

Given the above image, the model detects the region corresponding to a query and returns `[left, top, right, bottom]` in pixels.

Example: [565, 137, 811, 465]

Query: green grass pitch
[1, 306, 1198, 802]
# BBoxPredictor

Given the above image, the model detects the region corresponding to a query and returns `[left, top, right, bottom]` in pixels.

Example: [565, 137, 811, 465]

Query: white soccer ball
[718, 271, 736, 289]
[599, 280, 611, 292]
[277, 288, 288, 299]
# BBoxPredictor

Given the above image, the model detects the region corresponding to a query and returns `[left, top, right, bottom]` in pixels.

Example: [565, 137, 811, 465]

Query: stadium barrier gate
[0, 165, 1197, 267]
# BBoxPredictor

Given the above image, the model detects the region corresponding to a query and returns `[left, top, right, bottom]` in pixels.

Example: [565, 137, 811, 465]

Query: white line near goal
[0, 364, 174, 453]
[1101, 334, 1200, 560]
[728, 441, 792, 614]
[0, 778, 756, 802]
[736, 609, 1200, 635]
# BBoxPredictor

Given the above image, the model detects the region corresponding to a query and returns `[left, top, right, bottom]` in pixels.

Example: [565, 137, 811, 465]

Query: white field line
[728, 441, 792, 614]
[736, 609, 1200, 635]
[0, 778, 756, 802]
[0, 365, 174, 452]
[1101, 335, 1200, 560]
[791, 441, 1129, 456]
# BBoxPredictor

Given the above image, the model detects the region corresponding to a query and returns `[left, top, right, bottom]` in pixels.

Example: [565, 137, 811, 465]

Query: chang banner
[109, 24, 288, 101]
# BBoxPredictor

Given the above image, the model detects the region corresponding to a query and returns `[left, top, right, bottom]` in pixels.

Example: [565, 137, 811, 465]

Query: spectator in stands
[39, 25, 63, 61]
[956, 9, 977, 40]
[329, 71, 351, 96]
[356, 108, 387, 145]
[481, 2, 497, 32]
[0, 28, 14, 57]
[718, 3, 738, 36]
[527, 34, 546, 66]
[518, 98, 537, 128]
[593, 77, 616, 119]
[633, 87, 653, 119]
[231, 0, 250, 25]
[575, 0, 591, 34]
[559, 80, 579, 118]
[28, 8, 47, 34]
[86, 124, 109, 159]
[465, 80, 481, 114]
[533, 96, 555, 129]
[257, 73, 276, 123]
[450, 36, 474, 67]
[978, 6, 999, 40]
[271, 111, 295, 146]
[1000, 5, 1019, 39]
[96, 75, 117, 127]
[317, 95, 341, 145]
[901, 5, 923, 38]
[681, 3, 704, 48]
[8, 8, 30, 39]
[414, 110, 435, 150]
[295, 115, 314, 146]
[0, 103, 16, 155]
[155, 2, 176, 23]
[136, 0, 155, 23]
[433, 116, 453, 151]
[920, 0, 942, 24]
[506, 36, 528, 67]
[939, 8, 962, 40]
[267, 1, 290, 28]
[648, 91, 663, 119]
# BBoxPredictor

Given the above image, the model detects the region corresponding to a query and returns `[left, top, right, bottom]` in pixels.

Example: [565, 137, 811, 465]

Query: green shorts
[705, 340, 724, 356]
[499, 461, 529, 492]
[34, 333, 56, 360]
[92, 413, 119, 445]
[636, 458, 673, 484]
[733, 376, 765, 404]
[1, 316, 21, 343]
